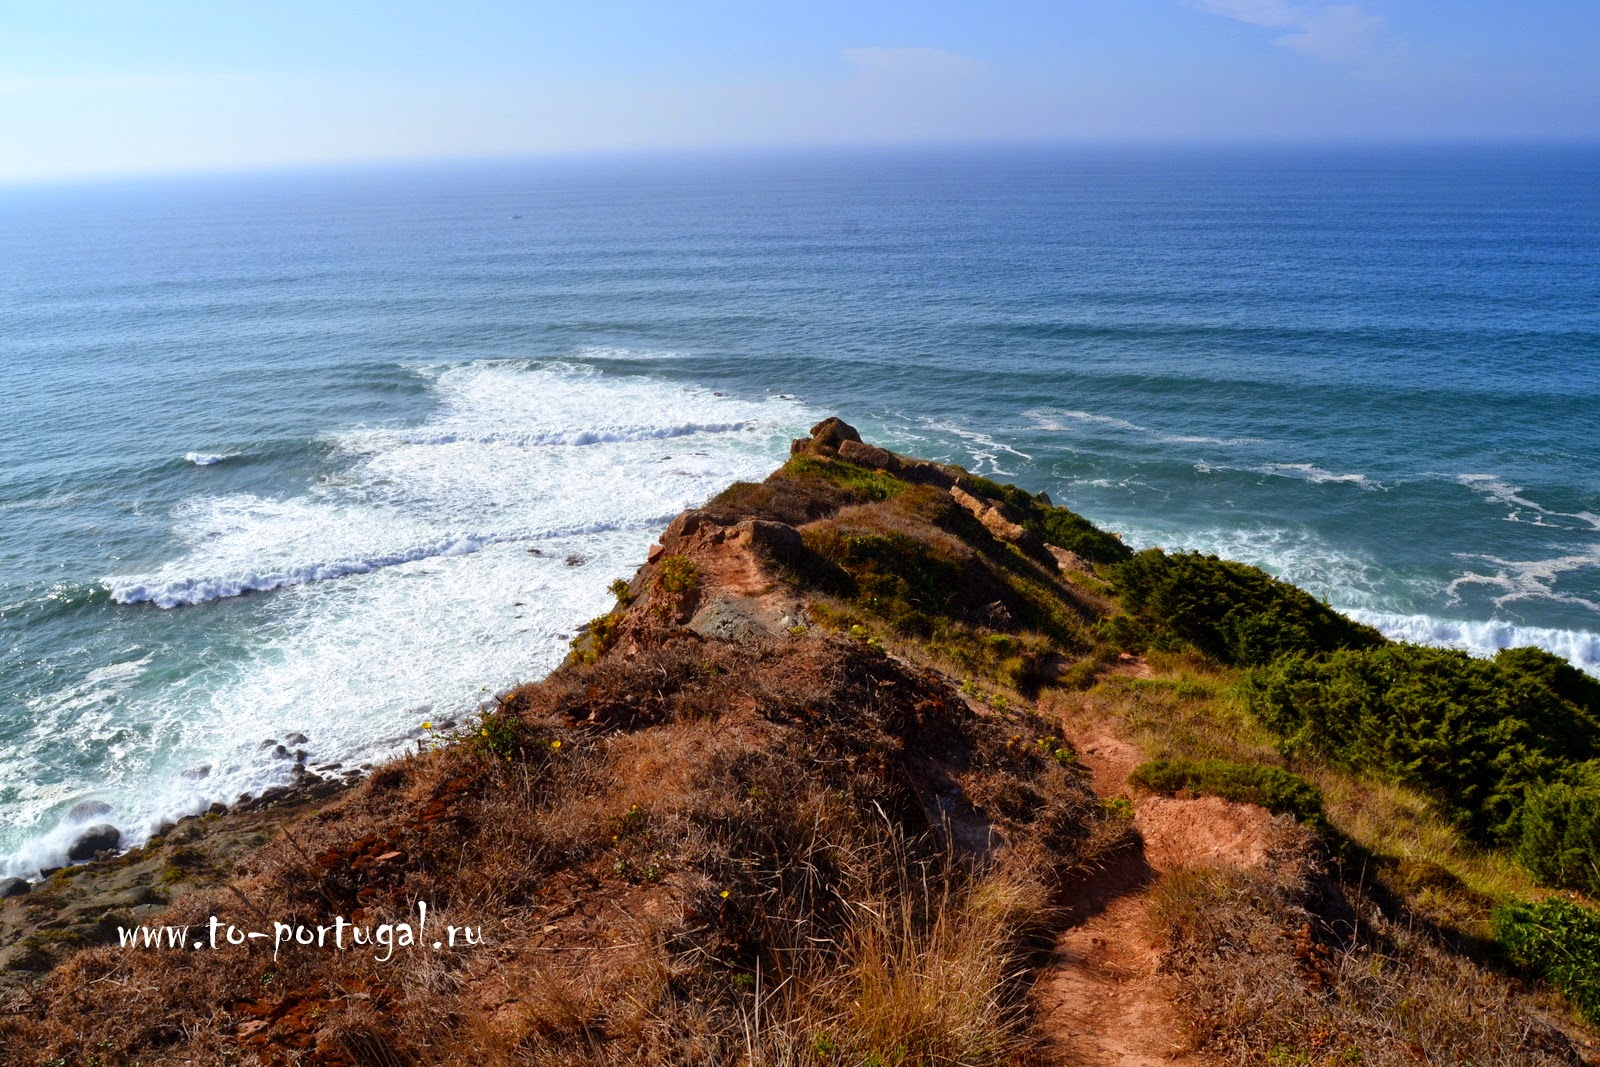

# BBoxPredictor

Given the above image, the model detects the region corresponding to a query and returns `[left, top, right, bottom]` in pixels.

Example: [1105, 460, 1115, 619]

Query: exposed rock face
[949, 484, 1041, 551]
[1047, 544, 1092, 575]
[837, 438, 896, 470]
[0, 878, 28, 899]
[800, 415, 862, 454]
[66, 824, 121, 862]
[734, 518, 803, 566]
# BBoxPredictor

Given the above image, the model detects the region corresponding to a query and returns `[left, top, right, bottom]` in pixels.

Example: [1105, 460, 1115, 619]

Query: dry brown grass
[1148, 834, 1591, 1066]
[0, 629, 1119, 1067]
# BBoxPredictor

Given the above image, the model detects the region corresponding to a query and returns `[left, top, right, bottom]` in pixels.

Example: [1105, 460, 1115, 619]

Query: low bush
[960, 474, 1131, 564]
[657, 554, 700, 594]
[1111, 548, 1384, 666]
[1515, 762, 1600, 896]
[1495, 897, 1600, 1027]
[1248, 645, 1600, 843]
[1131, 757, 1327, 831]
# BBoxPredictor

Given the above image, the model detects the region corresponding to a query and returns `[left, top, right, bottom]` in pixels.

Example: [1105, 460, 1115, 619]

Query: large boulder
[0, 877, 29, 899]
[791, 416, 863, 457]
[67, 824, 121, 862]
[837, 438, 896, 470]
[808, 417, 861, 451]
[735, 518, 804, 565]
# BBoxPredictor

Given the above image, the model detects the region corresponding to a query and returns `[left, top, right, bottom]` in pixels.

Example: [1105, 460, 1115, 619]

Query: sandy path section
[1036, 724, 1273, 1065]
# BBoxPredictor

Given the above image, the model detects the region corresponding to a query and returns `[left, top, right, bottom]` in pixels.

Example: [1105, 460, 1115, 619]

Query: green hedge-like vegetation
[1109, 548, 1384, 666]
[1248, 645, 1600, 844]
[1494, 898, 1600, 1026]
[1130, 757, 1328, 833]
[1515, 761, 1600, 896]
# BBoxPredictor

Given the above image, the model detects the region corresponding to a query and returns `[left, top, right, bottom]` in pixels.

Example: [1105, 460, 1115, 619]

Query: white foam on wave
[383, 421, 752, 448]
[1263, 463, 1374, 488]
[1025, 407, 1264, 448]
[914, 418, 1031, 476]
[1347, 610, 1600, 677]
[1457, 474, 1600, 532]
[185, 451, 236, 466]
[3, 360, 813, 877]
[1447, 548, 1600, 614]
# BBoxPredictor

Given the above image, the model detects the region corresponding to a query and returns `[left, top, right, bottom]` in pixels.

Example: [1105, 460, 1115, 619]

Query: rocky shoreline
[0, 766, 353, 986]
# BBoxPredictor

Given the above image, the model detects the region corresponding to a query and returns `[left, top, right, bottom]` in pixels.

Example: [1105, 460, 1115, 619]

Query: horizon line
[5, 134, 1600, 192]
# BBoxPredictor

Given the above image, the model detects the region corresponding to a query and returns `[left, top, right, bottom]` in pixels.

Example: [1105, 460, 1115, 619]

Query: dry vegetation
[2, 417, 1596, 1066]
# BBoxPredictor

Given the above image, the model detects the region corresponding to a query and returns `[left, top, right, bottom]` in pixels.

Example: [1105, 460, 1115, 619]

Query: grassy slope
[1, 418, 1595, 1066]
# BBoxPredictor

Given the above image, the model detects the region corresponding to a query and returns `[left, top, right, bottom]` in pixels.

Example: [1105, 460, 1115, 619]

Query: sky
[0, 0, 1597, 183]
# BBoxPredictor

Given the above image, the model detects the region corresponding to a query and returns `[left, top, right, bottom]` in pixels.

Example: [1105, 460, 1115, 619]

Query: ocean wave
[103, 521, 647, 608]
[1027, 408, 1146, 433]
[383, 420, 753, 448]
[1025, 407, 1264, 447]
[1457, 474, 1600, 532]
[1264, 463, 1374, 487]
[1446, 547, 1600, 614]
[916, 418, 1032, 476]
[1346, 609, 1600, 676]
[184, 451, 236, 466]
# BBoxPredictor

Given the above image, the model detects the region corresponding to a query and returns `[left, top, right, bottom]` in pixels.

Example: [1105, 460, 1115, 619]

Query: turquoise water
[2, 145, 1597, 874]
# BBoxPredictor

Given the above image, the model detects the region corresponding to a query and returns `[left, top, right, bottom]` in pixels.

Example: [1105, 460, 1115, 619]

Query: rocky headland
[2, 419, 1596, 1066]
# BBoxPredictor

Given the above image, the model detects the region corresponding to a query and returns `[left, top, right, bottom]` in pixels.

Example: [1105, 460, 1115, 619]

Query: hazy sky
[1, 1, 1597, 183]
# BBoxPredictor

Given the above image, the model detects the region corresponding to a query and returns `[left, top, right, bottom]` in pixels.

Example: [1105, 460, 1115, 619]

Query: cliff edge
[2, 419, 1595, 1067]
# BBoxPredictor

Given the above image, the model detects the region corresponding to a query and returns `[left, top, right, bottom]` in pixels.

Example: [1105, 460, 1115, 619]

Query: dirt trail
[1037, 723, 1273, 1066]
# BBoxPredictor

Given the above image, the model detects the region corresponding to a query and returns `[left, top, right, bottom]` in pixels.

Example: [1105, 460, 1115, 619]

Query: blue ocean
[2, 145, 1597, 875]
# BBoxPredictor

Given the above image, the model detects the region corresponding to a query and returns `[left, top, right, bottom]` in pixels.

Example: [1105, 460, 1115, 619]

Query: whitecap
[6, 359, 818, 876]
[1457, 474, 1600, 532]
[185, 451, 235, 466]
[1346, 609, 1600, 677]
[1264, 463, 1373, 487]
[1446, 548, 1600, 614]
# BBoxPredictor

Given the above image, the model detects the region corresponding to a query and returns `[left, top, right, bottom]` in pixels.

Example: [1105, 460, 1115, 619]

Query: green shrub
[802, 527, 965, 636]
[1131, 758, 1327, 832]
[472, 708, 527, 760]
[658, 555, 700, 594]
[1494, 897, 1600, 1026]
[960, 475, 1130, 564]
[1516, 762, 1600, 895]
[1025, 505, 1132, 564]
[569, 611, 621, 665]
[1111, 549, 1384, 666]
[1248, 645, 1600, 842]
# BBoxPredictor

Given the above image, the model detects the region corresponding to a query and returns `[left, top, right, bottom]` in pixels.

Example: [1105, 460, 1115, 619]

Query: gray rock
[67, 800, 113, 822]
[67, 824, 121, 862]
[179, 763, 211, 780]
[283, 732, 308, 745]
[0, 877, 30, 899]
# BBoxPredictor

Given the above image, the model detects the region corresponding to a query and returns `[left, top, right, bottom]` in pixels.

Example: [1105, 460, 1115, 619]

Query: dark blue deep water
[2, 145, 1597, 872]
